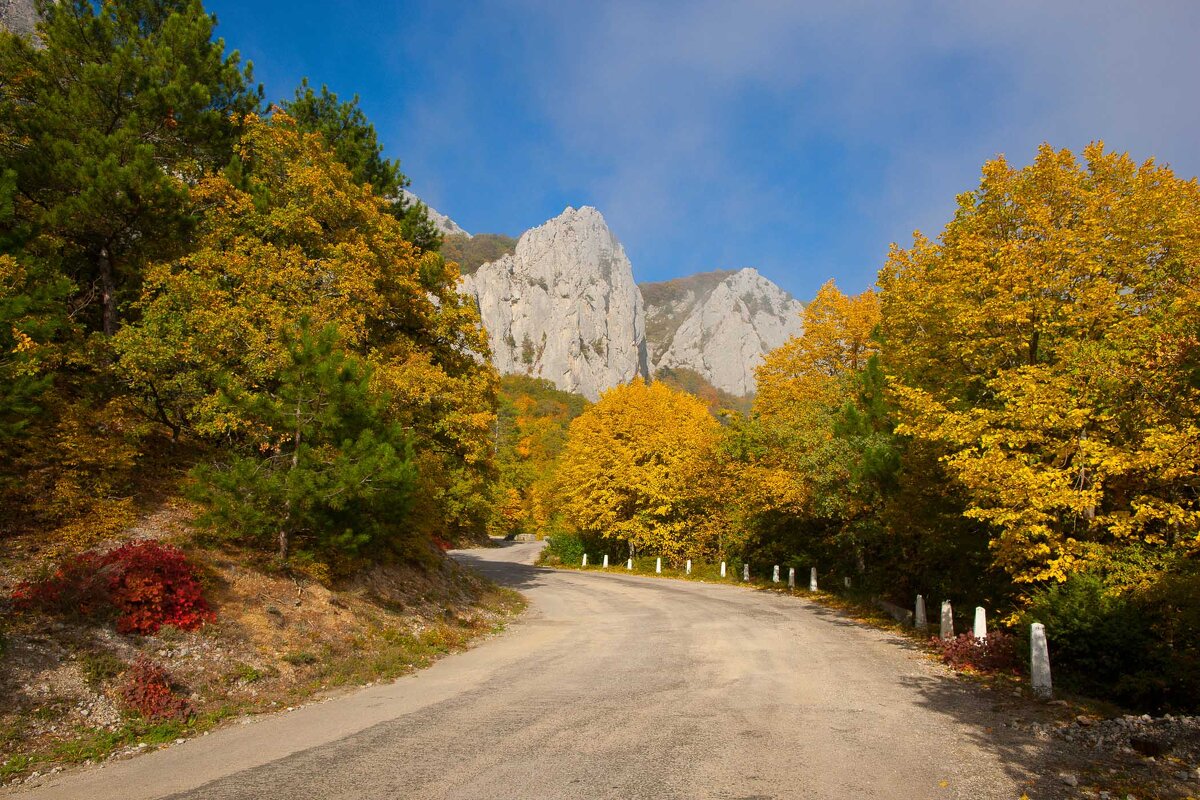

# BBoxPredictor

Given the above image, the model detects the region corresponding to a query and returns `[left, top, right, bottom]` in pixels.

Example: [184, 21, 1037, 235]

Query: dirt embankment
[0, 503, 523, 787]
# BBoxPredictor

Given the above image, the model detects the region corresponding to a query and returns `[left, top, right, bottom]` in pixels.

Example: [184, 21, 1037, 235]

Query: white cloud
[400, 0, 1200, 295]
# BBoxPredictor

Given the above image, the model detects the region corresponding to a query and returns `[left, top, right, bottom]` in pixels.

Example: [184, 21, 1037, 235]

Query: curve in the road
[17, 541, 1042, 800]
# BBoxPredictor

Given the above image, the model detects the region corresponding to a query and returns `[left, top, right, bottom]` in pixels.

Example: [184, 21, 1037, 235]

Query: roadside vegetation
[539, 146, 1200, 716]
[0, 0, 522, 783]
[2, 2, 1199, 790]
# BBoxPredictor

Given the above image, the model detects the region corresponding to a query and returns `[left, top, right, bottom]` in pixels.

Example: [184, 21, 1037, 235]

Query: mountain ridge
[432, 197, 803, 401]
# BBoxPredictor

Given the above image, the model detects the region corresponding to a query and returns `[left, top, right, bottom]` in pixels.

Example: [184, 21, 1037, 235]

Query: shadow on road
[801, 598, 1063, 794]
[451, 545, 552, 595]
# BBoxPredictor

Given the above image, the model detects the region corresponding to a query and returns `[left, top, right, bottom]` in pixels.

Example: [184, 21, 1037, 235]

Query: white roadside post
[582, 554, 587, 567]
[915, 594, 927, 629]
[788, 567, 795, 589]
[973, 607, 987, 640]
[940, 600, 954, 639]
[743, 564, 750, 581]
[656, 557, 662, 574]
[844, 577, 851, 589]
[809, 567, 818, 592]
[686, 559, 692, 575]
[602, 554, 609, 569]
[720, 561, 726, 578]
[773, 565, 780, 584]
[626, 558, 633, 570]
[1030, 623, 1053, 700]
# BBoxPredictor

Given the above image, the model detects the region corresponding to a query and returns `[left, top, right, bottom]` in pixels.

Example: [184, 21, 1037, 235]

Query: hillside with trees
[544, 145, 1200, 714]
[0, 0, 516, 778]
[2, 4, 1199, 787]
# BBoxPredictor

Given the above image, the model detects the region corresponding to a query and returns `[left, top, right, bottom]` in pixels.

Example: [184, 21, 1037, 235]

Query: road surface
[16, 541, 1044, 799]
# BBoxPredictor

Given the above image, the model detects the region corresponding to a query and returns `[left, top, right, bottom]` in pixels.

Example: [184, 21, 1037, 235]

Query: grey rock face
[641, 268, 804, 396]
[461, 206, 648, 400]
[0, 0, 37, 36]
[401, 190, 470, 238]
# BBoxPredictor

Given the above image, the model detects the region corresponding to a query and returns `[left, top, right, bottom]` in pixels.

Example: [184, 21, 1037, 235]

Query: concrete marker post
[915, 594, 927, 629]
[1030, 623, 1053, 700]
[974, 607, 987, 640]
[582, 554, 587, 567]
[773, 565, 780, 584]
[602, 554, 609, 569]
[809, 567, 818, 592]
[686, 559, 692, 575]
[940, 600, 954, 639]
[788, 567, 795, 589]
[844, 577, 851, 589]
[656, 557, 662, 574]
[626, 558, 632, 570]
[720, 561, 726, 578]
[743, 564, 750, 582]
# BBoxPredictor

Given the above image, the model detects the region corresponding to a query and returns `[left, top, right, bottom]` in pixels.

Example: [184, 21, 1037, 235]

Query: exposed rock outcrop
[460, 206, 648, 401]
[0, 0, 36, 36]
[402, 189, 469, 238]
[641, 268, 804, 396]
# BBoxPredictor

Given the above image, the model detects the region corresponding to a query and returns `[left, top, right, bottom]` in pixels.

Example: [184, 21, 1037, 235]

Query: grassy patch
[80, 650, 126, 688]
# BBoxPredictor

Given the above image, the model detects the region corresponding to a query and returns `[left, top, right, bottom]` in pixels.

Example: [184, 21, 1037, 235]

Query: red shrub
[932, 631, 1019, 673]
[103, 542, 213, 634]
[11, 541, 213, 635]
[118, 656, 190, 720]
[11, 552, 111, 616]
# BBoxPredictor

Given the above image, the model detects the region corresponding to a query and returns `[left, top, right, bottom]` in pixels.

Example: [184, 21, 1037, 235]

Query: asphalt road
[17, 541, 1043, 799]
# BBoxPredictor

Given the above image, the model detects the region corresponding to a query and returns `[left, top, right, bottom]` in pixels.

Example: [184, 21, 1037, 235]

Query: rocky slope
[0, 0, 36, 36]
[457, 205, 804, 399]
[641, 268, 804, 396]
[460, 206, 648, 401]
[402, 189, 469, 238]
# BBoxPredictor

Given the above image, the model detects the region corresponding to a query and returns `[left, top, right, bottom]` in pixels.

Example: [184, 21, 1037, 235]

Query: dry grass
[0, 502, 525, 785]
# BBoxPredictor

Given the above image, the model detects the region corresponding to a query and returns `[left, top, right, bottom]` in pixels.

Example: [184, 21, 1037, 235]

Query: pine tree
[0, 0, 260, 335]
[282, 79, 441, 251]
[191, 323, 417, 563]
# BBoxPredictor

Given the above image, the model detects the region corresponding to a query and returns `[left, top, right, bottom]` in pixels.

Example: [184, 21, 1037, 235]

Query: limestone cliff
[401, 189, 469, 238]
[641, 268, 804, 396]
[0, 0, 36, 36]
[460, 207, 648, 401]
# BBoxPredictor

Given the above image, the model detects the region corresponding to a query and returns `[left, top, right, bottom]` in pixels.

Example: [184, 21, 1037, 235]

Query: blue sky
[205, 1, 1200, 301]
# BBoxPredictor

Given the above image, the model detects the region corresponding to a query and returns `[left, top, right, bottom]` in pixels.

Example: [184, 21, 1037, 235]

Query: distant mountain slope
[460, 207, 648, 401]
[641, 268, 804, 396]
[454, 203, 805, 400]
[442, 233, 518, 276]
[401, 189, 469, 238]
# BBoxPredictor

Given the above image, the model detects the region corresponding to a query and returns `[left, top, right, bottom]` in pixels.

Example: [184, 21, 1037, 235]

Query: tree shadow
[450, 545, 552, 594]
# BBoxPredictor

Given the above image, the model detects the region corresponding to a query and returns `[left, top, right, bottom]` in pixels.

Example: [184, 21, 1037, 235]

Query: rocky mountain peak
[641, 267, 804, 396]
[401, 189, 469, 238]
[460, 206, 648, 401]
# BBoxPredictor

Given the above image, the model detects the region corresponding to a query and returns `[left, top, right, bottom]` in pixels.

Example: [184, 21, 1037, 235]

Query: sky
[204, 0, 1200, 302]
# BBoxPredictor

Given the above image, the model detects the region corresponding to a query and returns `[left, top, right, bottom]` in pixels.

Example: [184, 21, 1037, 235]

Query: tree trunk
[99, 246, 117, 337]
[279, 399, 303, 563]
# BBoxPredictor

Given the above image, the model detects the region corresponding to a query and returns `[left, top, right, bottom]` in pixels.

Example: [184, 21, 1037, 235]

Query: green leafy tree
[191, 323, 417, 563]
[0, 0, 260, 335]
[117, 113, 497, 543]
[282, 78, 441, 251]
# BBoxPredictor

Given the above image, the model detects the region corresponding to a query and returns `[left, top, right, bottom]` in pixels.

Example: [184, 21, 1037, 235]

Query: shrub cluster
[11, 540, 213, 634]
[117, 657, 190, 720]
[931, 632, 1019, 674]
[1022, 570, 1200, 712]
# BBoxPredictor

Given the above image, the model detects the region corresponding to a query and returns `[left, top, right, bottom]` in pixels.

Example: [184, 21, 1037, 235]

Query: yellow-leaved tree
[114, 112, 498, 547]
[743, 280, 881, 518]
[557, 380, 726, 562]
[879, 143, 1200, 583]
